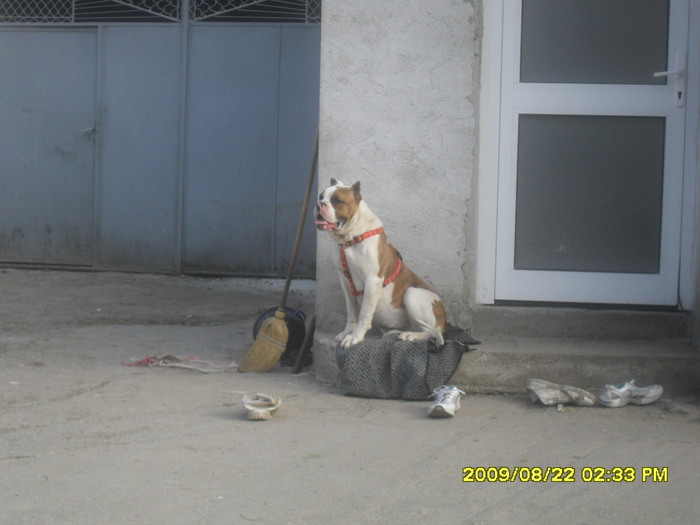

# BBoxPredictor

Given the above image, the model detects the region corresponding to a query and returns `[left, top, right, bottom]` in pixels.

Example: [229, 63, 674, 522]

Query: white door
[494, 0, 689, 305]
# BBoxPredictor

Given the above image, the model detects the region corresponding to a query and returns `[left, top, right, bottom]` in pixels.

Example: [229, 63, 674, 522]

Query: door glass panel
[520, 0, 669, 84]
[514, 115, 665, 273]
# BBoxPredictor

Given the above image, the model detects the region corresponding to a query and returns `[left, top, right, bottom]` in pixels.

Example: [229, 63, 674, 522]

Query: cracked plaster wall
[315, 0, 480, 338]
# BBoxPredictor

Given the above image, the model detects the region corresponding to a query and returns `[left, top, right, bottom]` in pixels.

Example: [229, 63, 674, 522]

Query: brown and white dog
[315, 179, 447, 348]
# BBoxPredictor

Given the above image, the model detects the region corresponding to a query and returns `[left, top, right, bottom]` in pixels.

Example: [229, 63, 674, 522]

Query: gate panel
[184, 25, 280, 274]
[0, 29, 97, 265]
[274, 26, 320, 275]
[98, 25, 182, 271]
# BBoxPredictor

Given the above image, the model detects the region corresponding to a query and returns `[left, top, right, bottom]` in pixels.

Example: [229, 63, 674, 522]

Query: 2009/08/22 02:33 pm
[461, 466, 669, 483]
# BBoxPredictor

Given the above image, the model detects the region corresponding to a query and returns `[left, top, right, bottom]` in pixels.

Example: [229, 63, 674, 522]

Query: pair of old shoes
[526, 378, 663, 408]
[241, 388, 468, 420]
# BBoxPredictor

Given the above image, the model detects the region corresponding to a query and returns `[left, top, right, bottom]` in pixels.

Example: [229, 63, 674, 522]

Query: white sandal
[242, 393, 281, 420]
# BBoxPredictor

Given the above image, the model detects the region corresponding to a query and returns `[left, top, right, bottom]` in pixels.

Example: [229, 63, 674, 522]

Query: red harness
[339, 227, 403, 297]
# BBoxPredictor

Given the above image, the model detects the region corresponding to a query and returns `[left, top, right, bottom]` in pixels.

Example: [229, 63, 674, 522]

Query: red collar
[339, 227, 385, 248]
[338, 227, 402, 297]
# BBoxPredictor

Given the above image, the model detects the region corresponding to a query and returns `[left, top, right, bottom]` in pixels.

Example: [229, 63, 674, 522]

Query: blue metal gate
[0, 0, 320, 276]
[0, 29, 98, 265]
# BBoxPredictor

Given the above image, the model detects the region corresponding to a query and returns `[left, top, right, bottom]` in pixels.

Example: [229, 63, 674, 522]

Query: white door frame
[477, 0, 700, 308]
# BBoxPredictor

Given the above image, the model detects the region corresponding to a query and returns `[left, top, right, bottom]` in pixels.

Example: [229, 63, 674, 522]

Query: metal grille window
[1, 0, 72, 23]
[0, 0, 321, 23]
[192, 0, 321, 22]
[78, 0, 180, 22]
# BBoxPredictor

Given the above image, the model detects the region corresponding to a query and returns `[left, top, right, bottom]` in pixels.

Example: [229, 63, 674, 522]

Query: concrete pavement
[1, 269, 699, 524]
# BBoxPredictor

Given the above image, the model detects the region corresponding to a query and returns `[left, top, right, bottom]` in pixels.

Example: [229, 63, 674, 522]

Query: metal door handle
[80, 127, 97, 140]
[653, 69, 683, 78]
[654, 50, 686, 107]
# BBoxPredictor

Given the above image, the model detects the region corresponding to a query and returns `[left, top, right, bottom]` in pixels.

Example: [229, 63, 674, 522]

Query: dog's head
[315, 178, 362, 234]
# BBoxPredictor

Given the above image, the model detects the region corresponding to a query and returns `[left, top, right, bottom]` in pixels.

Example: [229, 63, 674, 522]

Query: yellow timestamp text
[461, 466, 668, 483]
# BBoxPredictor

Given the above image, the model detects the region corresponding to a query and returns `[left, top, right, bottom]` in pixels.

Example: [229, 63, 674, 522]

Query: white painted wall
[316, 0, 480, 339]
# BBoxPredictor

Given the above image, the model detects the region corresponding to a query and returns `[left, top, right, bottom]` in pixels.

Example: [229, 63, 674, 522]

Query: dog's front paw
[397, 332, 417, 341]
[334, 328, 354, 343]
[341, 330, 366, 348]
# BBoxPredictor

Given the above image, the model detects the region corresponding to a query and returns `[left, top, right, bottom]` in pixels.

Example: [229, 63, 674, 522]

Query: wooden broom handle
[279, 132, 319, 310]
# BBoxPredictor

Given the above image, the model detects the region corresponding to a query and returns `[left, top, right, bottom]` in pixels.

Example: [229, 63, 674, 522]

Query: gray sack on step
[335, 326, 479, 400]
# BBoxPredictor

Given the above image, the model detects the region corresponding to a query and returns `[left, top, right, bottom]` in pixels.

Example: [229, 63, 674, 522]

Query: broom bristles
[239, 309, 289, 372]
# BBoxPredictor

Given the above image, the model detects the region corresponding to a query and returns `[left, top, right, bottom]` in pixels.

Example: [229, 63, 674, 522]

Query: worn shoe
[526, 378, 596, 407]
[428, 386, 465, 418]
[599, 380, 663, 408]
[242, 393, 281, 420]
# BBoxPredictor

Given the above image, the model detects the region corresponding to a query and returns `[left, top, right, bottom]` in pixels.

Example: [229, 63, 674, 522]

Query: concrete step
[313, 331, 700, 397]
[453, 337, 700, 396]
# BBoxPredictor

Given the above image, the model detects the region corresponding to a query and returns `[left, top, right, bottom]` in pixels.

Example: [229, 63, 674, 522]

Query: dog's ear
[330, 178, 338, 186]
[352, 181, 362, 200]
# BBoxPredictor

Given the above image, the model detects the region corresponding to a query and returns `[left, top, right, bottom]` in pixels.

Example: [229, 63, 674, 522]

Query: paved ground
[1, 269, 699, 524]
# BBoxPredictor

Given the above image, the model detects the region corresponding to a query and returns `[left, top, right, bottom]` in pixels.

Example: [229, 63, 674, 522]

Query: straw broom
[239, 133, 319, 373]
